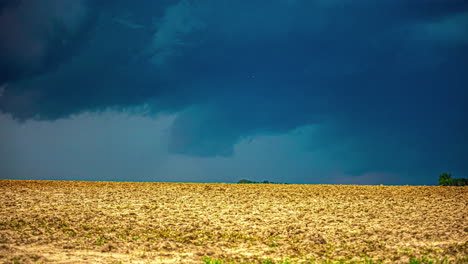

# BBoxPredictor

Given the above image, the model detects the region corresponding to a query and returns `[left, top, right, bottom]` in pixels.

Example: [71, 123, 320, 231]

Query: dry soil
[0, 180, 467, 263]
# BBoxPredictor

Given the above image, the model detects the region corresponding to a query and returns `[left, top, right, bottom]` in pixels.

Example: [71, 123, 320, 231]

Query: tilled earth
[0, 180, 467, 263]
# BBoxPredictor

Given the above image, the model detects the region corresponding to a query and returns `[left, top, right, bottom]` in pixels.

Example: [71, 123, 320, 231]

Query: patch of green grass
[96, 236, 107, 246]
[409, 257, 434, 264]
[203, 257, 225, 264]
[203, 258, 295, 264]
[408, 256, 462, 264]
[202, 257, 452, 264]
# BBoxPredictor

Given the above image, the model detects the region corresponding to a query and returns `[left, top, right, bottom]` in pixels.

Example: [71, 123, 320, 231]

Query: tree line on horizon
[438, 173, 467, 186]
[237, 179, 287, 184]
[238, 173, 467, 186]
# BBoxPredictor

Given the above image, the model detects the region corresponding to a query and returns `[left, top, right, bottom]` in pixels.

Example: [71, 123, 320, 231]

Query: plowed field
[0, 180, 467, 263]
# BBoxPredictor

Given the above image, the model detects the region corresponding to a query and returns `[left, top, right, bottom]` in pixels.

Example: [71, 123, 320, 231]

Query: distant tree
[238, 179, 256, 184]
[237, 179, 288, 184]
[438, 172, 452, 186]
[438, 173, 467, 186]
[454, 178, 468, 186]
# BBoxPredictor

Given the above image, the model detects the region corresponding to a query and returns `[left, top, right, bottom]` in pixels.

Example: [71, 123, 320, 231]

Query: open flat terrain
[0, 180, 467, 263]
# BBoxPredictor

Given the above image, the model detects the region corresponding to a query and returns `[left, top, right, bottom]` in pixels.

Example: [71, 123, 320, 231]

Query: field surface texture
[0, 180, 467, 263]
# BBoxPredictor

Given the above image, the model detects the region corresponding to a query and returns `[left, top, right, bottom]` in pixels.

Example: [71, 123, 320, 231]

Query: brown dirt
[0, 180, 467, 263]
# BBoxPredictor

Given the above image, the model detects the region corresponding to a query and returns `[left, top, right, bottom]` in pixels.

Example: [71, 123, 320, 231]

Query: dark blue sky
[1, 0, 467, 185]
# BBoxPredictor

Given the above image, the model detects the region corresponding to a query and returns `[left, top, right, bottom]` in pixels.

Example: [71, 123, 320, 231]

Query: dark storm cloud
[0, 0, 20, 13]
[1, 0, 467, 180]
[0, 0, 173, 118]
[163, 0, 468, 164]
[0, 0, 96, 86]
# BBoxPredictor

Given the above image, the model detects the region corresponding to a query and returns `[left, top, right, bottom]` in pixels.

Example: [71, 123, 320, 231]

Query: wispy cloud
[147, 0, 205, 66]
[412, 12, 468, 45]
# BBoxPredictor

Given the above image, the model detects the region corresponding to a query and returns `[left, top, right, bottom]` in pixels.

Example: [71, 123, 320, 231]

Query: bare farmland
[0, 180, 467, 263]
